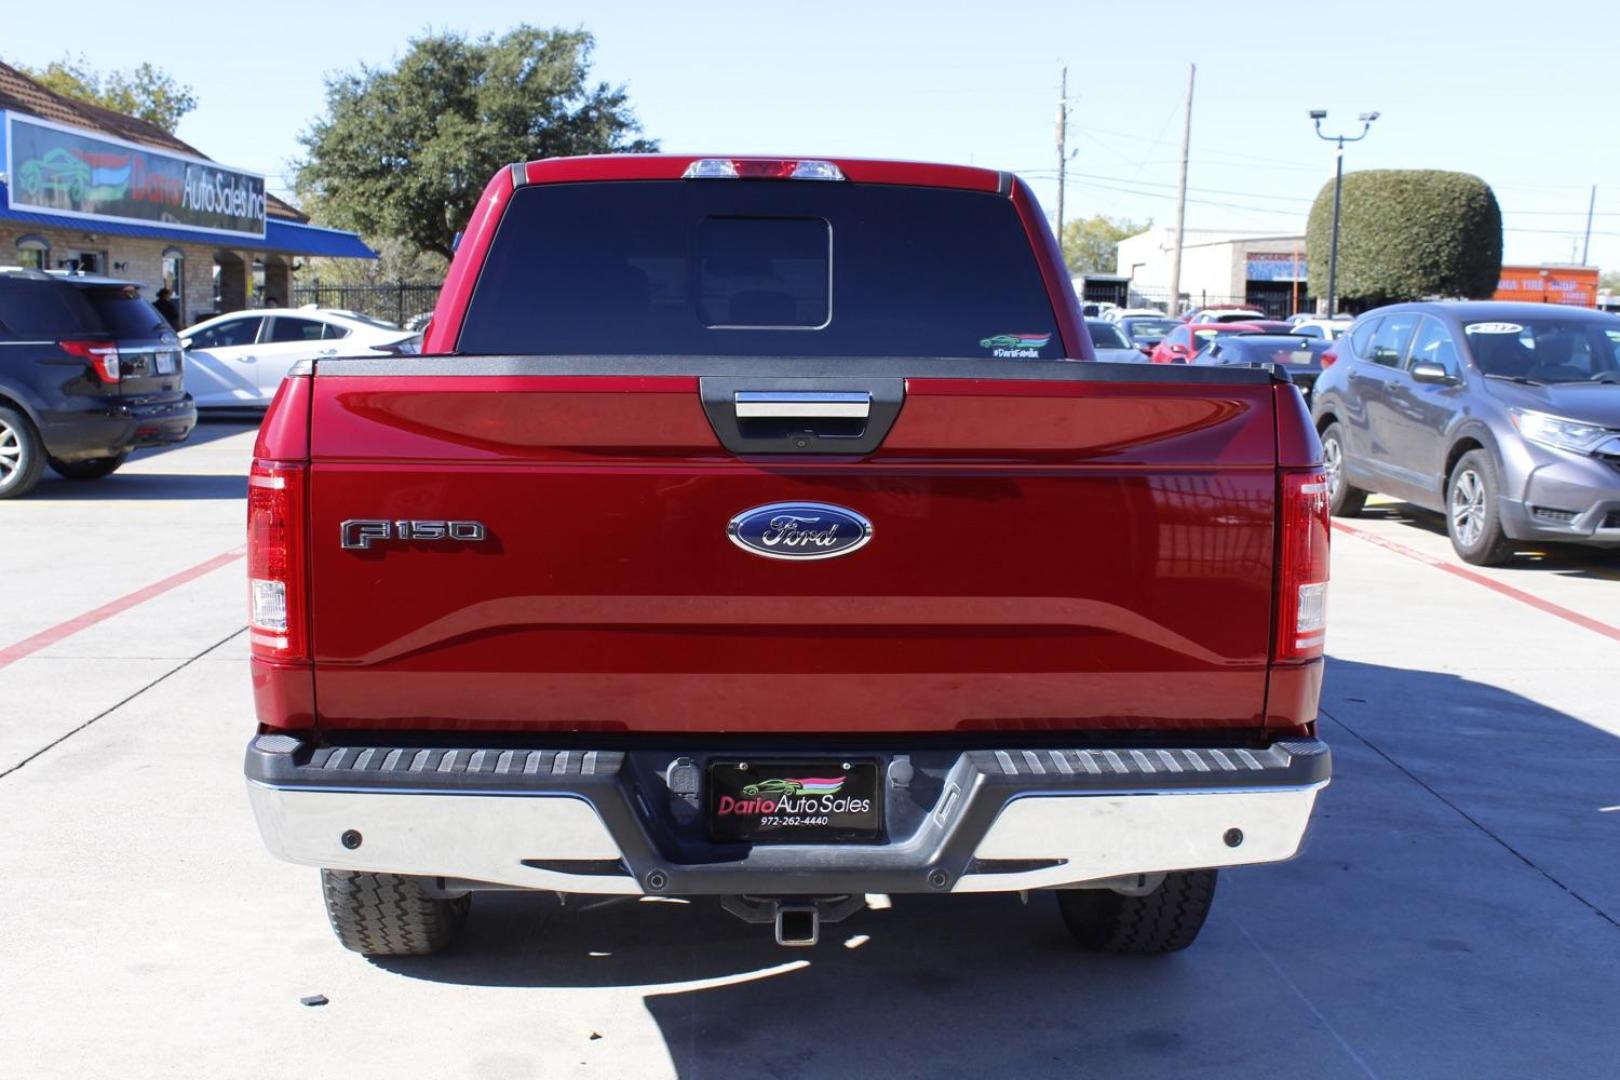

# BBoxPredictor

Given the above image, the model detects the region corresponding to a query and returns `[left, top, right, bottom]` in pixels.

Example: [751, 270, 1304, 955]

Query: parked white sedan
[181, 307, 420, 407]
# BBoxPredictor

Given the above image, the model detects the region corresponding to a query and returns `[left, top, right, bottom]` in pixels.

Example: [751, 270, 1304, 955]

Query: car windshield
[1464, 317, 1620, 383]
[1087, 322, 1131, 349]
[1123, 318, 1177, 338]
[1222, 336, 1327, 364]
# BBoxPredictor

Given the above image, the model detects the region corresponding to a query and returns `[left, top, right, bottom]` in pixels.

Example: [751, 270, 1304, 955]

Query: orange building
[1492, 265, 1600, 307]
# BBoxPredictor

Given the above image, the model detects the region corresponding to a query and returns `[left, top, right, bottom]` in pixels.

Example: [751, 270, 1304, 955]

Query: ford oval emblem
[728, 502, 873, 561]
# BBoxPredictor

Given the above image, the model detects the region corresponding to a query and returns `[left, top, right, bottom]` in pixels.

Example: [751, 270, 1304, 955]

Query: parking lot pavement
[0, 419, 260, 771]
[2, 434, 1617, 1079]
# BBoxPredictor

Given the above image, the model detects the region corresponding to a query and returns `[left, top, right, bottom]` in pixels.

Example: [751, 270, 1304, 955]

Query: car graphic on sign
[741, 776, 846, 797]
[17, 149, 91, 205]
[979, 332, 1053, 350]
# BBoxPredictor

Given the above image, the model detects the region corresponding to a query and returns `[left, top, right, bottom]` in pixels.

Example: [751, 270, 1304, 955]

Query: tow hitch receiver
[721, 895, 867, 947]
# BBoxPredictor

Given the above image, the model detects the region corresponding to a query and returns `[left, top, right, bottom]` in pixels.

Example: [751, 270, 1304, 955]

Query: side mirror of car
[1410, 362, 1455, 384]
[179, 337, 193, 349]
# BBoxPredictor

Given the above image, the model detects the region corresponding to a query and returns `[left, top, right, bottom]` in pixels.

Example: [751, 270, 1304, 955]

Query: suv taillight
[1275, 468, 1330, 663]
[247, 460, 307, 661]
[59, 338, 121, 383]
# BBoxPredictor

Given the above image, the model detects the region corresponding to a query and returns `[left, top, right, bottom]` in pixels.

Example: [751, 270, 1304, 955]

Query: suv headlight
[1510, 409, 1615, 453]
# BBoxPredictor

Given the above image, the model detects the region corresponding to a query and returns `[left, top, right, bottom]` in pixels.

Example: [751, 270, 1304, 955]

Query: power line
[1026, 169, 1619, 232]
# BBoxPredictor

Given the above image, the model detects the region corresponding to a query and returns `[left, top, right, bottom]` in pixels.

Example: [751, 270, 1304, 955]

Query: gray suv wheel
[1447, 449, 1513, 566]
[1320, 422, 1366, 517]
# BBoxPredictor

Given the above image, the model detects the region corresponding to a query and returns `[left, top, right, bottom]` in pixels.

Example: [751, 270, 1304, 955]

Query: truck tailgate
[303, 358, 1277, 734]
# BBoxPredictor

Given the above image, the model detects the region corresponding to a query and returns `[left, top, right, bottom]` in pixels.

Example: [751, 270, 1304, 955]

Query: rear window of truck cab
[457, 181, 1060, 358]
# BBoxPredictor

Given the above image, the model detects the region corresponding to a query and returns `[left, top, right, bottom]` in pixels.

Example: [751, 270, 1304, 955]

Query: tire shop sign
[3, 112, 266, 239]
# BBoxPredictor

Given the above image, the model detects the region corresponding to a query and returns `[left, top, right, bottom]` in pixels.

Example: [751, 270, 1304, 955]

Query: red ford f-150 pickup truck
[244, 155, 1331, 956]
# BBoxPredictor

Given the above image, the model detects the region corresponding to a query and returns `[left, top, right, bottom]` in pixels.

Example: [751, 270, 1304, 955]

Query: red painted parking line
[0, 548, 245, 671]
[1332, 521, 1620, 644]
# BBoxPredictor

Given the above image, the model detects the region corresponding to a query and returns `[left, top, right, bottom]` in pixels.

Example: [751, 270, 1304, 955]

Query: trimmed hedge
[1306, 170, 1502, 309]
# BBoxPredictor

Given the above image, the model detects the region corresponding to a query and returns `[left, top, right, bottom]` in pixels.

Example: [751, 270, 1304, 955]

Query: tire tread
[1057, 869, 1218, 955]
[321, 870, 468, 956]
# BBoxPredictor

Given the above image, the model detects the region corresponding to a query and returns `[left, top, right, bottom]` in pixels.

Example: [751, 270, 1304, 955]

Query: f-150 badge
[340, 519, 487, 550]
[727, 502, 872, 560]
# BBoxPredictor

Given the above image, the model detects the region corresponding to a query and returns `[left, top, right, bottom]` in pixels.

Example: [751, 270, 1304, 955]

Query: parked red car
[1149, 321, 1265, 363]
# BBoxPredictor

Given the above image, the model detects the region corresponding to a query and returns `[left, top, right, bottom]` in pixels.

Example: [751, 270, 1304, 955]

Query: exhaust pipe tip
[774, 903, 820, 947]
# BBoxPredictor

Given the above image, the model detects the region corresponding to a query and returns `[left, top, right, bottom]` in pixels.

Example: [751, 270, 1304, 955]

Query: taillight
[1320, 349, 1338, 368]
[682, 158, 846, 181]
[247, 460, 307, 661]
[60, 338, 121, 383]
[1276, 468, 1330, 663]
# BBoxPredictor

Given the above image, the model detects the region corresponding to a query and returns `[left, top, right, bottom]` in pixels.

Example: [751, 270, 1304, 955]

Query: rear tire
[49, 452, 129, 480]
[1447, 449, 1514, 566]
[1056, 869, 1218, 954]
[1320, 422, 1366, 517]
[321, 870, 470, 956]
[0, 406, 46, 499]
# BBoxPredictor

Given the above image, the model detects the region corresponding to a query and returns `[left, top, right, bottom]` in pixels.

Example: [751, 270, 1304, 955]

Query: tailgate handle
[701, 377, 903, 455]
[734, 391, 871, 419]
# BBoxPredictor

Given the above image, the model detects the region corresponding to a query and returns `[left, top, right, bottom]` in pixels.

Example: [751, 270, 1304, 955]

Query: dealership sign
[3, 113, 266, 238]
[1246, 252, 1307, 282]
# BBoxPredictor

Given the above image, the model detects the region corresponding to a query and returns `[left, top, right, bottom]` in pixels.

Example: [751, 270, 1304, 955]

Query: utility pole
[1582, 184, 1597, 265]
[1165, 63, 1194, 318]
[1055, 66, 1069, 243]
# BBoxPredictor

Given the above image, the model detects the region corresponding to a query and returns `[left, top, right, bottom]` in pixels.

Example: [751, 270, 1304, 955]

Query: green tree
[1306, 170, 1502, 309]
[296, 26, 656, 261]
[1061, 215, 1146, 275]
[1600, 270, 1620, 294]
[14, 55, 196, 133]
[302, 236, 449, 289]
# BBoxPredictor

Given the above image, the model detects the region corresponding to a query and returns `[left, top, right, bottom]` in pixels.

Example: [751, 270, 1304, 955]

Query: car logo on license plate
[727, 502, 872, 560]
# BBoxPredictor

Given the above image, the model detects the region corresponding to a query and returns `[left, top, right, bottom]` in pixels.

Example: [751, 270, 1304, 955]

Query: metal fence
[287, 281, 442, 328]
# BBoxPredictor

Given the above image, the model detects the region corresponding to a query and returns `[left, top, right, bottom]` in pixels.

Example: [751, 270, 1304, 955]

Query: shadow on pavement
[31, 472, 246, 501]
[130, 416, 260, 461]
[1359, 501, 1620, 579]
[367, 658, 1620, 1078]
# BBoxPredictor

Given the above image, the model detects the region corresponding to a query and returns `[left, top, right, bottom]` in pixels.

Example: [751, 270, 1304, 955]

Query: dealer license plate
[707, 760, 882, 843]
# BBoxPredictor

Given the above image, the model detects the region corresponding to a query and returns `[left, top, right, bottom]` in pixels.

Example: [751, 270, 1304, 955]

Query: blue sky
[7, 0, 1618, 269]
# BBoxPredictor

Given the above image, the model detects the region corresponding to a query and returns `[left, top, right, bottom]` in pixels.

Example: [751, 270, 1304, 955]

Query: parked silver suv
[1311, 301, 1620, 564]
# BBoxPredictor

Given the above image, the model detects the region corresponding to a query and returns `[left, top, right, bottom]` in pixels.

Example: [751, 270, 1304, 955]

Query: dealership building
[1113, 226, 1315, 316]
[0, 61, 372, 326]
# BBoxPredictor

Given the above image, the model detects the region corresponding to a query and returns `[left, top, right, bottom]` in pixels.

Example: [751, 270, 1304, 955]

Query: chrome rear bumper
[245, 735, 1329, 895]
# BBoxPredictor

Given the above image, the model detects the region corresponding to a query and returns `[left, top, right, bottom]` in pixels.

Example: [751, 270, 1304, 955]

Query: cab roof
[512, 154, 1011, 194]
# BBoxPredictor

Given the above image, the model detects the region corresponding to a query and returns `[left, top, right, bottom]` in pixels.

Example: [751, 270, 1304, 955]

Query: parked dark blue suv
[0, 269, 196, 498]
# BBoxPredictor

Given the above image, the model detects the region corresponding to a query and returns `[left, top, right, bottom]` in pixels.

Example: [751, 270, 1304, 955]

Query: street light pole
[1310, 110, 1378, 317]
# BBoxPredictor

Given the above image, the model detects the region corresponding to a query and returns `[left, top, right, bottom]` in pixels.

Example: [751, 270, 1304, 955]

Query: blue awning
[262, 219, 377, 259]
[0, 182, 376, 258]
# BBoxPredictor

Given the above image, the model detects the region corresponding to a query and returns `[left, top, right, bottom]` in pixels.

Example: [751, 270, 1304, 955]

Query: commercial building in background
[0, 61, 373, 327]
[1114, 227, 1314, 317]
[1492, 265, 1600, 308]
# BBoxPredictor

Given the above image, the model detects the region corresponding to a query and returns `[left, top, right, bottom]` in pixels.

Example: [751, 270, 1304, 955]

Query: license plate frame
[707, 759, 883, 844]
